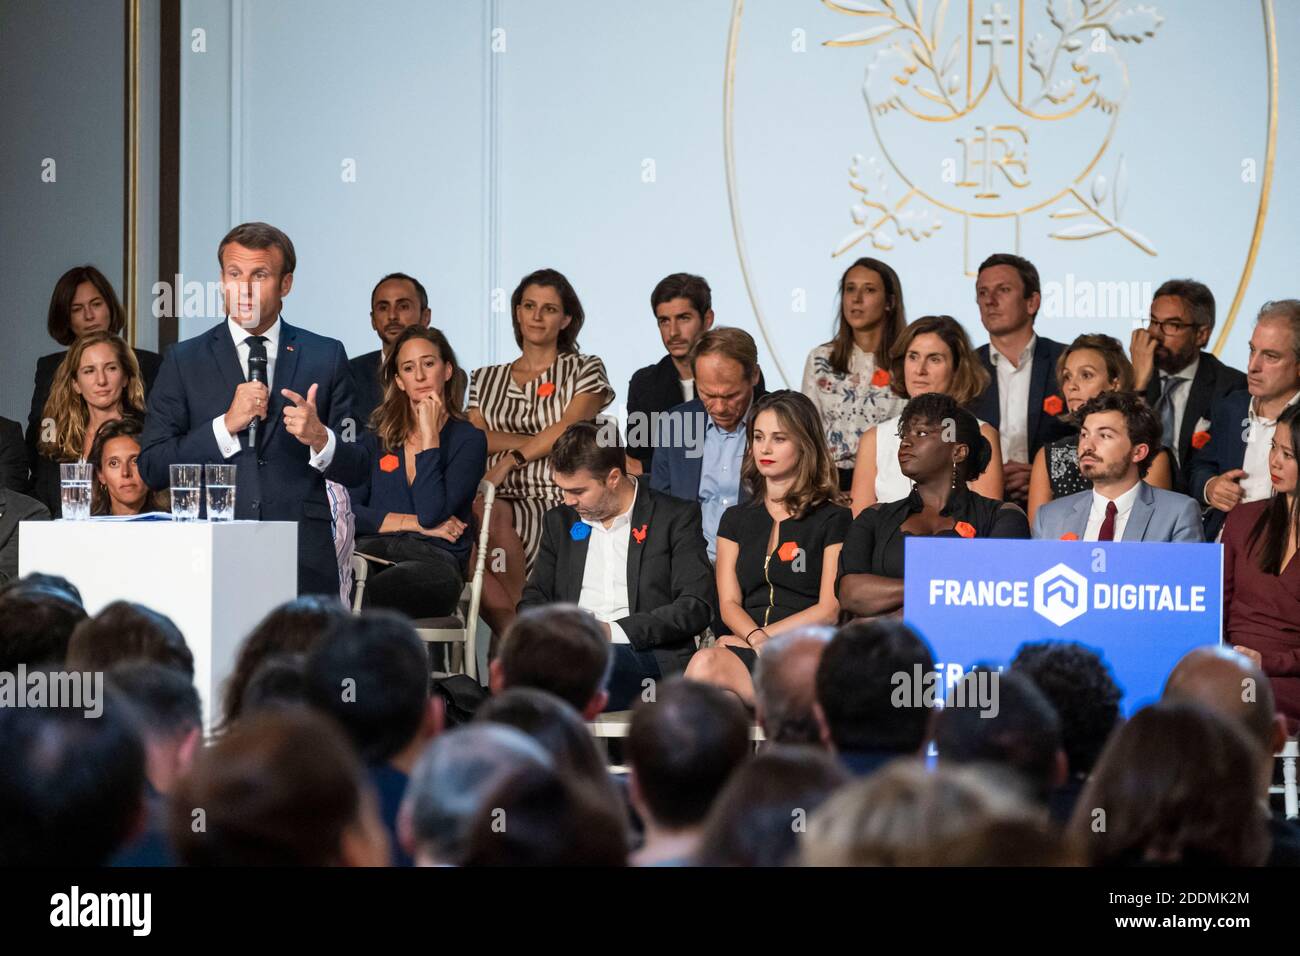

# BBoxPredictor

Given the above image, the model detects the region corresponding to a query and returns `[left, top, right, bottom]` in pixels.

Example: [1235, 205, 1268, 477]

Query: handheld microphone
[248, 351, 268, 448]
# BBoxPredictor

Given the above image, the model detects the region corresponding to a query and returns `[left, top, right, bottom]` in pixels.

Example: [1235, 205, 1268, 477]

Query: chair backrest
[349, 553, 369, 614]
[463, 479, 496, 649]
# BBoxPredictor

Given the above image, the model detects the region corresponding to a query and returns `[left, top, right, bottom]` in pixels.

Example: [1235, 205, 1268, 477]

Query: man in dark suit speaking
[139, 222, 368, 596]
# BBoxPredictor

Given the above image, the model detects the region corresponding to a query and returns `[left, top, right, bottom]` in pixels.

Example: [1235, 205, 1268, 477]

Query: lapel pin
[570, 522, 591, 542]
[777, 540, 799, 561]
[631, 523, 648, 544]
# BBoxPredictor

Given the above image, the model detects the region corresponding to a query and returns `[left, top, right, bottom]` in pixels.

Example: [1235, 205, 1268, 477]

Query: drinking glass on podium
[205, 464, 236, 521]
[170, 464, 202, 521]
[59, 462, 93, 520]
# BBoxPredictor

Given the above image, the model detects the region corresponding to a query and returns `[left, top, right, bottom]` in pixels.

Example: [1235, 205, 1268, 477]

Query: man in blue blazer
[139, 222, 368, 596]
[1031, 392, 1203, 542]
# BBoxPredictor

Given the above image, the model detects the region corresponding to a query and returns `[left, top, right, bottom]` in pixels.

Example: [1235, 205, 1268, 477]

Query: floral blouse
[801, 342, 905, 470]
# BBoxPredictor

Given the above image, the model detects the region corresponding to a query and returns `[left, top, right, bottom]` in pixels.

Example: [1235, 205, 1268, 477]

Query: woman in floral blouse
[801, 257, 908, 492]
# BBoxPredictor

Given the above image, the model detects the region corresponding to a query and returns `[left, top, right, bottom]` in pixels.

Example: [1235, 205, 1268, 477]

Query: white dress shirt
[577, 478, 638, 644]
[1240, 389, 1300, 503]
[1157, 354, 1199, 463]
[211, 316, 337, 471]
[1084, 480, 1142, 541]
[680, 378, 695, 403]
[990, 334, 1036, 464]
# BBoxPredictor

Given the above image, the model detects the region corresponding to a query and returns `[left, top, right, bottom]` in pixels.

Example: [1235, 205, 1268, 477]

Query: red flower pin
[537, 382, 556, 398]
[870, 368, 891, 388]
[777, 540, 800, 561]
[631, 523, 648, 544]
[1042, 395, 1065, 416]
[1191, 430, 1211, 450]
[1059, 532, 1079, 541]
[379, 453, 400, 473]
[954, 521, 975, 539]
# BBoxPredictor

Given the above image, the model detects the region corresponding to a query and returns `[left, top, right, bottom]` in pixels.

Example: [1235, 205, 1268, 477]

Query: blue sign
[903, 539, 1223, 715]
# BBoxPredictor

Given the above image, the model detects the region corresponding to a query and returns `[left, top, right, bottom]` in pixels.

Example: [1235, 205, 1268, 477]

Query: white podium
[19, 519, 298, 730]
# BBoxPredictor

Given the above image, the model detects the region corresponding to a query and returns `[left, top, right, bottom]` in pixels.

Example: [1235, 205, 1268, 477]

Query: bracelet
[744, 627, 765, 647]
[508, 449, 527, 468]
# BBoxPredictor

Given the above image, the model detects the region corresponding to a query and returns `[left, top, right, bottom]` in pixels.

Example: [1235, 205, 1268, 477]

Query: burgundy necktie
[1097, 500, 1118, 542]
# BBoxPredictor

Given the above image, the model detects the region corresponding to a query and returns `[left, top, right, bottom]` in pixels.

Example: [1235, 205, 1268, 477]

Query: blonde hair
[741, 390, 845, 519]
[38, 332, 145, 461]
[372, 326, 467, 451]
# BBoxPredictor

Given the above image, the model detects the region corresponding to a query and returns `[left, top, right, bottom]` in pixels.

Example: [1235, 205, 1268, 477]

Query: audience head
[0, 685, 145, 866]
[0, 571, 83, 605]
[66, 600, 193, 676]
[689, 326, 761, 432]
[1247, 298, 1300, 402]
[815, 620, 935, 758]
[216, 221, 295, 330]
[1248, 404, 1300, 574]
[399, 723, 552, 866]
[976, 252, 1041, 334]
[1011, 641, 1121, 778]
[695, 746, 849, 866]
[1069, 700, 1269, 866]
[369, 271, 431, 348]
[490, 604, 610, 719]
[830, 257, 906, 372]
[222, 595, 350, 729]
[303, 612, 437, 767]
[626, 678, 750, 832]
[241, 653, 310, 717]
[107, 662, 203, 796]
[935, 669, 1066, 805]
[89, 416, 162, 515]
[375, 324, 467, 443]
[40, 331, 145, 460]
[896, 393, 993, 486]
[753, 625, 834, 745]
[550, 420, 628, 526]
[743, 390, 841, 516]
[46, 264, 126, 346]
[802, 760, 1033, 866]
[510, 268, 584, 354]
[650, 273, 714, 361]
[0, 578, 87, 671]
[1149, 278, 1215, 374]
[1056, 334, 1135, 416]
[889, 314, 990, 404]
[1075, 390, 1161, 482]
[921, 817, 1080, 866]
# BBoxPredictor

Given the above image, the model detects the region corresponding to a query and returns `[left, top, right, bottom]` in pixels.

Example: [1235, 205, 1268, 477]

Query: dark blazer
[648, 395, 762, 505]
[0, 486, 51, 586]
[1142, 351, 1246, 491]
[970, 335, 1072, 461]
[518, 482, 717, 676]
[1185, 388, 1252, 540]
[1030, 481, 1204, 542]
[25, 346, 162, 461]
[626, 355, 766, 471]
[347, 348, 384, 433]
[0, 416, 28, 494]
[138, 320, 368, 596]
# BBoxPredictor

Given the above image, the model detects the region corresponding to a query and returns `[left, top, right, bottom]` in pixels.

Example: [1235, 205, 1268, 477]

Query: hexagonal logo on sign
[1033, 562, 1089, 628]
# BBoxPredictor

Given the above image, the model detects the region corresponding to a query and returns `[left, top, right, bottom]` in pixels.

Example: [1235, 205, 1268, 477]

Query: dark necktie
[1155, 374, 1183, 456]
[1097, 500, 1118, 542]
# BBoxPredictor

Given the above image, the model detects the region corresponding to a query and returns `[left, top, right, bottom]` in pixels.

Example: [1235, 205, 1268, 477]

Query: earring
[951, 461, 959, 490]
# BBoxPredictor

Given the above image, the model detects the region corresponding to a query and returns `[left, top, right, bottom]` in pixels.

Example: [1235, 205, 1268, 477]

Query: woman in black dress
[838, 394, 1030, 619]
[683, 390, 851, 706]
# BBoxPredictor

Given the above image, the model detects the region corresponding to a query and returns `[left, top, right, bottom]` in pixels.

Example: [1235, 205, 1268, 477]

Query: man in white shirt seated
[518, 422, 716, 710]
[1031, 391, 1203, 543]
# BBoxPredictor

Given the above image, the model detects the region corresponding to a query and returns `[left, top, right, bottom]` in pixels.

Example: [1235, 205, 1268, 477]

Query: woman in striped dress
[468, 268, 614, 640]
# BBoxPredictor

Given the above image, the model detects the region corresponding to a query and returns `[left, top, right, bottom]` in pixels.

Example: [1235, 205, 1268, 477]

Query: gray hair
[400, 723, 552, 864]
[754, 626, 834, 745]
[1257, 299, 1300, 362]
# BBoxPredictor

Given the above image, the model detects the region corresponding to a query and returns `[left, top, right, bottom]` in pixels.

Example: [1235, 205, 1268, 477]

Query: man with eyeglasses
[1130, 279, 1245, 491]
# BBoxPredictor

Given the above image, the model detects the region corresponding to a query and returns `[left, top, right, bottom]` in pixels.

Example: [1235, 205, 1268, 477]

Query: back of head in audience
[304, 611, 437, 768]
[222, 595, 350, 729]
[240, 653, 310, 717]
[107, 661, 202, 796]
[935, 669, 1066, 805]
[801, 760, 1033, 866]
[0, 578, 87, 671]
[170, 708, 389, 866]
[399, 723, 553, 866]
[459, 764, 628, 867]
[65, 600, 193, 676]
[490, 604, 611, 719]
[626, 678, 750, 831]
[1010, 640, 1121, 779]
[921, 818, 1080, 867]
[754, 625, 834, 745]
[0, 684, 145, 866]
[1069, 700, 1270, 866]
[694, 745, 849, 866]
[815, 620, 934, 760]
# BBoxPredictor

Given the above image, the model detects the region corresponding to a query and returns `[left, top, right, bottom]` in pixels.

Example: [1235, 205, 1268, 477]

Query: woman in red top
[1224, 404, 1300, 725]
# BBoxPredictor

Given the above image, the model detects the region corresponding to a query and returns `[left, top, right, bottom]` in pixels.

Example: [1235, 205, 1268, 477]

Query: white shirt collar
[227, 315, 282, 350]
[1092, 478, 1142, 517]
[989, 333, 1036, 370]
[1249, 388, 1300, 425]
[582, 477, 638, 531]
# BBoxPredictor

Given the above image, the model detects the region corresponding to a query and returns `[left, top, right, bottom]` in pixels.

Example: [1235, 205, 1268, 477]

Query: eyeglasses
[1146, 318, 1199, 335]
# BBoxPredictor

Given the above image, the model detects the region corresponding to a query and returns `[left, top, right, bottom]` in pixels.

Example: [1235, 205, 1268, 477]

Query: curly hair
[1011, 640, 1122, 775]
[38, 332, 145, 461]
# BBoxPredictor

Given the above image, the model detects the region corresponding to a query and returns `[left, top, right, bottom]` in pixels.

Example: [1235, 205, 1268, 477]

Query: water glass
[205, 464, 237, 521]
[169, 464, 203, 521]
[59, 462, 93, 521]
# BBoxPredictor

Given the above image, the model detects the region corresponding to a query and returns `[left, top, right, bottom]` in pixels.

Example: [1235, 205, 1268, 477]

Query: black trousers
[355, 534, 465, 620]
[606, 644, 663, 712]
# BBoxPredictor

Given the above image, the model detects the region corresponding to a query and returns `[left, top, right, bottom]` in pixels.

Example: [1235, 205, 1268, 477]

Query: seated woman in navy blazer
[349, 326, 486, 619]
[684, 390, 851, 706]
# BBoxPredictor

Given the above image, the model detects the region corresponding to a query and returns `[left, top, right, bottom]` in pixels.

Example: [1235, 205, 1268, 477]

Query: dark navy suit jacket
[648, 395, 762, 505]
[347, 348, 384, 433]
[138, 319, 368, 596]
[1185, 388, 1252, 540]
[970, 335, 1072, 461]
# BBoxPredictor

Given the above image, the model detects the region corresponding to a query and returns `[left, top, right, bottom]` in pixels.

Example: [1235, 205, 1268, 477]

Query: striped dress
[468, 352, 613, 571]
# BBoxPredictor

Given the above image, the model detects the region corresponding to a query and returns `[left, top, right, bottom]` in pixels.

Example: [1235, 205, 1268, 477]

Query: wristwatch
[508, 449, 527, 468]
